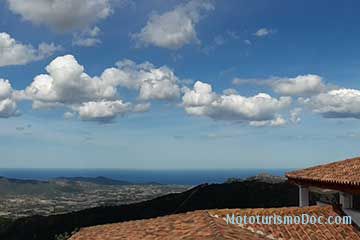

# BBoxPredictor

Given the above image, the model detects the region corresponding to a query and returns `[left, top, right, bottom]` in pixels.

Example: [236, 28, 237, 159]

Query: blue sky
[1, 0, 360, 169]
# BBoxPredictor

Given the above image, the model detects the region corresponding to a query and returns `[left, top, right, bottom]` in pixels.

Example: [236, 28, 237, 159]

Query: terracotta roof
[69, 205, 360, 240]
[69, 210, 267, 240]
[210, 205, 360, 240]
[286, 157, 360, 188]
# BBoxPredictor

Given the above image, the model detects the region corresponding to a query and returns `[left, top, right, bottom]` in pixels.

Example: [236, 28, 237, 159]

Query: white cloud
[64, 111, 75, 119]
[182, 81, 217, 113]
[249, 116, 287, 127]
[0, 98, 18, 118]
[210, 94, 291, 122]
[290, 108, 302, 124]
[183, 81, 292, 125]
[102, 59, 181, 100]
[19, 55, 181, 122]
[0, 32, 61, 67]
[24, 55, 117, 106]
[133, 102, 151, 113]
[73, 101, 150, 121]
[32, 100, 64, 110]
[222, 88, 238, 95]
[0, 79, 19, 118]
[0, 79, 12, 100]
[133, 0, 214, 49]
[254, 28, 273, 37]
[301, 89, 360, 119]
[6, 0, 113, 32]
[233, 74, 327, 97]
[271, 74, 326, 96]
[73, 26, 101, 47]
[139, 77, 180, 101]
[76, 100, 131, 122]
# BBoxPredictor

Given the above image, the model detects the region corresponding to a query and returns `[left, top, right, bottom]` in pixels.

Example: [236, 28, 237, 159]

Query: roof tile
[70, 205, 360, 240]
[286, 157, 360, 187]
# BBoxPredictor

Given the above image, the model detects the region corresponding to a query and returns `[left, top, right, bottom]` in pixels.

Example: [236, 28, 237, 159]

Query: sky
[1, 0, 360, 169]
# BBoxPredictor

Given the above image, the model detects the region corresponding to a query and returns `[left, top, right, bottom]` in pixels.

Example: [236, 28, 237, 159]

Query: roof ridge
[204, 211, 225, 240]
[286, 156, 360, 176]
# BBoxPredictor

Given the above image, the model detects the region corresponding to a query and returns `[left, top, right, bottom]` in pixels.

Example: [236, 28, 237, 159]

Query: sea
[0, 168, 293, 185]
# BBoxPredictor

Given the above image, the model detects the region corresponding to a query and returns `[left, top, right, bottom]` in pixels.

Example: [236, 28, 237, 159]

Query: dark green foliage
[0, 217, 12, 235]
[224, 177, 242, 183]
[54, 229, 78, 240]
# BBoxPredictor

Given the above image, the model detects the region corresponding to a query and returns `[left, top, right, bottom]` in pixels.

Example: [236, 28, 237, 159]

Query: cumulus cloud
[102, 59, 181, 100]
[254, 28, 274, 37]
[6, 0, 114, 32]
[71, 101, 150, 122]
[32, 101, 64, 110]
[132, 0, 214, 49]
[72, 26, 101, 47]
[301, 89, 360, 119]
[0, 79, 12, 100]
[0, 32, 61, 67]
[76, 100, 131, 122]
[249, 116, 287, 127]
[271, 74, 326, 96]
[139, 77, 180, 101]
[0, 79, 19, 118]
[222, 88, 238, 95]
[0, 98, 18, 118]
[182, 81, 217, 115]
[133, 102, 151, 113]
[182, 81, 291, 125]
[19, 55, 181, 121]
[23, 55, 117, 106]
[233, 74, 327, 97]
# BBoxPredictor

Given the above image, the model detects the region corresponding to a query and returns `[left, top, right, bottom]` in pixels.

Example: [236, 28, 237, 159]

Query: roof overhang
[287, 177, 360, 195]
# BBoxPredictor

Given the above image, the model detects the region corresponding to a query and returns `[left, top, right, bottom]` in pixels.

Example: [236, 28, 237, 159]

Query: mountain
[245, 172, 287, 183]
[55, 176, 132, 185]
[0, 177, 83, 196]
[0, 178, 305, 240]
[0, 176, 161, 197]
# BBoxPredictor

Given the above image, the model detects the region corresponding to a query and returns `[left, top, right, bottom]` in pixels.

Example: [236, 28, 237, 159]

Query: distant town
[0, 177, 190, 219]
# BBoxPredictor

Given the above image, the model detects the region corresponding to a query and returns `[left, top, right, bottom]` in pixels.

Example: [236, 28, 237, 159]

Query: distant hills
[227, 172, 287, 184]
[0, 176, 305, 240]
[0, 176, 83, 196]
[0, 176, 161, 197]
[54, 176, 132, 186]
